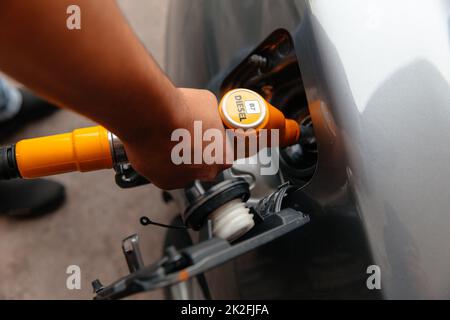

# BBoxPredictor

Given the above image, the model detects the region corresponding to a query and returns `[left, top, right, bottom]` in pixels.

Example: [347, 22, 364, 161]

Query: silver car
[162, 0, 450, 300]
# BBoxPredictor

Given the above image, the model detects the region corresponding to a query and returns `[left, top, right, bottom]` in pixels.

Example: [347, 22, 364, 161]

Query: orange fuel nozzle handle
[0, 89, 301, 181]
[218, 88, 300, 147]
[0, 126, 126, 180]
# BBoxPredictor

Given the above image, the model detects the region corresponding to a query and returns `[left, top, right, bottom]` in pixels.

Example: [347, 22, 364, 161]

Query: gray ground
[0, 0, 175, 299]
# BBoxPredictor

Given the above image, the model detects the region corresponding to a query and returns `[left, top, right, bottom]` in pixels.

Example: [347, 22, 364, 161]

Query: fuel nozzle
[0, 88, 302, 182]
[0, 126, 126, 180]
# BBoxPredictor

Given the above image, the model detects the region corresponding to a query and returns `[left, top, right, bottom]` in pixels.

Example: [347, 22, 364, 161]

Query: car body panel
[166, 0, 450, 299]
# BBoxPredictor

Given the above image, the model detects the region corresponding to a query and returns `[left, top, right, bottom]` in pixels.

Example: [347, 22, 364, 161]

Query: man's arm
[0, 0, 228, 188]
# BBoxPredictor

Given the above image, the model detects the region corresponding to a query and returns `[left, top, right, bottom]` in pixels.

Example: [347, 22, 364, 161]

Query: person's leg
[0, 77, 65, 217]
[0, 77, 59, 136]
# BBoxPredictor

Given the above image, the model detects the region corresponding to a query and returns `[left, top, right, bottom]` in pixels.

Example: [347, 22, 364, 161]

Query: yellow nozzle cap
[219, 89, 269, 129]
[219, 89, 300, 147]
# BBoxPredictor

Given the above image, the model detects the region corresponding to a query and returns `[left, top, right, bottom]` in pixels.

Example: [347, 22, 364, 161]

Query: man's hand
[122, 88, 231, 189]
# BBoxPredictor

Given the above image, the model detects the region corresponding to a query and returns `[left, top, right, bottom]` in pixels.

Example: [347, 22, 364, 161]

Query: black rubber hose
[0, 145, 20, 180]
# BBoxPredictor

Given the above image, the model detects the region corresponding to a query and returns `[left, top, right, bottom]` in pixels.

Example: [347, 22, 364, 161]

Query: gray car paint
[166, 0, 450, 299]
